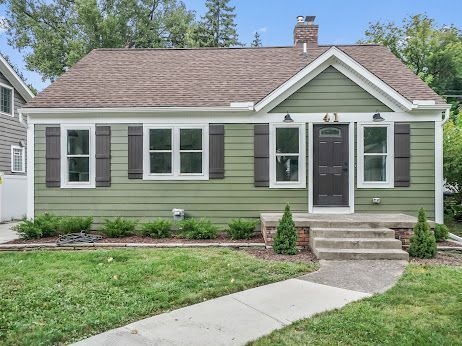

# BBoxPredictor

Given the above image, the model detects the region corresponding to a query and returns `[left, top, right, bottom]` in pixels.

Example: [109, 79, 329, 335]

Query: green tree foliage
[434, 224, 449, 242]
[273, 204, 298, 255]
[251, 31, 262, 47]
[1, 0, 196, 80]
[361, 14, 462, 122]
[409, 208, 437, 258]
[193, 0, 240, 47]
[443, 121, 462, 201]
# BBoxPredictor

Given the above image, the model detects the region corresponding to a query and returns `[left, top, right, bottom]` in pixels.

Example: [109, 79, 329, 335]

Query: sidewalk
[0, 222, 19, 243]
[75, 259, 405, 346]
[75, 278, 368, 346]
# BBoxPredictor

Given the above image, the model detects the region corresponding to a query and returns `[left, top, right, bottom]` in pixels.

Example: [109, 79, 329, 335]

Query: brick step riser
[311, 230, 395, 239]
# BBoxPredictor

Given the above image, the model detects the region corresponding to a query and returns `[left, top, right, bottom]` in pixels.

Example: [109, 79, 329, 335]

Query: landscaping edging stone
[0, 242, 266, 251]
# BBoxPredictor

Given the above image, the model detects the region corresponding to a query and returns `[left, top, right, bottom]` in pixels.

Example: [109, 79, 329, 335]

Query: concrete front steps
[311, 227, 409, 260]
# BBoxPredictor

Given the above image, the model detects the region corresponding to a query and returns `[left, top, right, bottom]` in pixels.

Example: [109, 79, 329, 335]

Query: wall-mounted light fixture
[283, 112, 294, 123]
[373, 112, 384, 122]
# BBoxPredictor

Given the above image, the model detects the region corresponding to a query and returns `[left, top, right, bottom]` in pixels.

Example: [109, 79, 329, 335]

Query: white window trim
[10, 145, 25, 173]
[143, 124, 209, 180]
[60, 124, 96, 189]
[269, 123, 306, 189]
[357, 122, 394, 189]
[0, 82, 14, 117]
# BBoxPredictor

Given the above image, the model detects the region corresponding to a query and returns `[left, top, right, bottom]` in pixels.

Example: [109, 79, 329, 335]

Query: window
[357, 123, 394, 188]
[61, 125, 95, 188]
[143, 125, 208, 180]
[11, 145, 25, 173]
[269, 123, 306, 188]
[0, 84, 13, 116]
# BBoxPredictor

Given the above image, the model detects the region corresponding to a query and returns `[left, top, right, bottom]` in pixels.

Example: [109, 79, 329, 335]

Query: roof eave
[0, 55, 35, 102]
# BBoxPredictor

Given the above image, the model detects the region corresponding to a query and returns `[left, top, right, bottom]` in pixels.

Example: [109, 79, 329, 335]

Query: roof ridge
[92, 44, 382, 52]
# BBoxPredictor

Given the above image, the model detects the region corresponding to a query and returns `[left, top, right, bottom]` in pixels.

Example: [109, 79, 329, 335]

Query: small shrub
[227, 219, 258, 239]
[57, 216, 93, 234]
[434, 224, 449, 242]
[101, 217, 137, 237]
[14, 213, 61, 240]
[409, 208, 437, 259]
[141, 219, 172, 238]
[273, 204, 298, 255]
[180, 218, 218, 239]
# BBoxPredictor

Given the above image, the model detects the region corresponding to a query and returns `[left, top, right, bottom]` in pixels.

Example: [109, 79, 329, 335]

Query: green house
[22, 16, 449, 236]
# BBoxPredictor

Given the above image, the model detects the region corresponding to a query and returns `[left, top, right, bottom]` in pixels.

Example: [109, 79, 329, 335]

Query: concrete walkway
[0, 222, 19, 244]
[75, 260, 406, 346]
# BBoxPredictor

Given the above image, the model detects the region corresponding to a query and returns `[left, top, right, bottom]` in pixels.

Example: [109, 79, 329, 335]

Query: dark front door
[313, 124, 349, 206]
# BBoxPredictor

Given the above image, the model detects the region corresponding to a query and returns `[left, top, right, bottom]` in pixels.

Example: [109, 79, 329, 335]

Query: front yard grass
[0, 248, 317, 345]
[251, 263, 462, 346]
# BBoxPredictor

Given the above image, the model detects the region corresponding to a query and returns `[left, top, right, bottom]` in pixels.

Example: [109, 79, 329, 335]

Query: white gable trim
[0, 55, 35, 102]
[255, 46, 428, 113]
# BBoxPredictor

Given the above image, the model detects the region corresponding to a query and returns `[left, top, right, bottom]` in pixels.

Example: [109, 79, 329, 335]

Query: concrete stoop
[310, 227, 409, 260]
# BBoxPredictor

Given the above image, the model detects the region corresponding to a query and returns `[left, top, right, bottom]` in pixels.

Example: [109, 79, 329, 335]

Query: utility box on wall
[0, 174, 28, 222]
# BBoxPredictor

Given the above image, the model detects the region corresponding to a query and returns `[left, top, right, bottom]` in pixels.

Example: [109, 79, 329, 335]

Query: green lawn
[0, 248, 317, 345]
[251, 263, 462, 346]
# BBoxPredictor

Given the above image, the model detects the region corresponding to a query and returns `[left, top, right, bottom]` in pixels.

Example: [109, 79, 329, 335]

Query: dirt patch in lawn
[6, 232, 265, 245]
[410, 250, 462, 266]
[243, 248, 318, 264]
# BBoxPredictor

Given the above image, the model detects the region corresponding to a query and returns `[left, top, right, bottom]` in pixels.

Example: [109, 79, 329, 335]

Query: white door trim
[308, 122, 354, 214]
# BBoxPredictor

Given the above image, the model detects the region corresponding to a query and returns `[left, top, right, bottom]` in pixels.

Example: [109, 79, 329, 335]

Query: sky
[1, 0, 461, 92]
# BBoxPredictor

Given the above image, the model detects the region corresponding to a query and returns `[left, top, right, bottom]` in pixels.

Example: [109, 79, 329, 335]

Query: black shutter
[254, 124, 269, 187]
[394, 123, 410, 187]
[128, 126, 143, 179]
[96, 126, 111, 187]
[45, 127, 60, 187]
[209, 124, 225, 179]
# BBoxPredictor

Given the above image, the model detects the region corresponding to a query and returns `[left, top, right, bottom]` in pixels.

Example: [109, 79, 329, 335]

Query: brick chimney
[294, 15, 318, 48]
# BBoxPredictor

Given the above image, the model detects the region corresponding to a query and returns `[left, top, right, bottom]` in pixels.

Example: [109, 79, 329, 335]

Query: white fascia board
[20, 105, 254, 115]
[255, 46, 417, 112]
[0, 55, 35, 101]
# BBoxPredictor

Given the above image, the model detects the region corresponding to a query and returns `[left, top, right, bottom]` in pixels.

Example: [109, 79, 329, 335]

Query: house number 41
[323, 112, 339, 122]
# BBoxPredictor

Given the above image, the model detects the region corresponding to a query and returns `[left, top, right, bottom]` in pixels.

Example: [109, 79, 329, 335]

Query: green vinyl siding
[354, 122, 435, 219]
[270, 66, 392, 113]
[34, 124, 308, 228]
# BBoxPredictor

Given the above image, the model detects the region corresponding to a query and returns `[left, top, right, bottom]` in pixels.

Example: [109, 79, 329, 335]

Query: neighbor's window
[61, 125, 95, 188]
[0, 84, 13, 116]
[357, 124, 393, 188]
[144, 125, 208, 180]
[270, 123, 306, 188]
[11, 146, 25, 173]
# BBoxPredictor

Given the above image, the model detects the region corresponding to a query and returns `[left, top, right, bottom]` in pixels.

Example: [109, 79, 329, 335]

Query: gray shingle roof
[25, 44, 444, 108]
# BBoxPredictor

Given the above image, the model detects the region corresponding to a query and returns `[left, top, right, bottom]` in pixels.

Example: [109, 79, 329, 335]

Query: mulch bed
[438, 240, 462, 248]
[410, 251, 462, 266]
[243, 248, 318, 264]
[6, 232, 265, 245]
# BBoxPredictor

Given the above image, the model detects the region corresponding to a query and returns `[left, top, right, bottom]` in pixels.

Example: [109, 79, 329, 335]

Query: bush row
[15, 214, 259, 241]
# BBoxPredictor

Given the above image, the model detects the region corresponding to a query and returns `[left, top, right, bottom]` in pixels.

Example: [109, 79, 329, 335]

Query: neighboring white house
[0, 54, 35, 221]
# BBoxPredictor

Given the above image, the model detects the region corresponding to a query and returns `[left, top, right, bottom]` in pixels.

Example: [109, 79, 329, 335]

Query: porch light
[283, 112, 294, 123]
[373, 112, 384, 122]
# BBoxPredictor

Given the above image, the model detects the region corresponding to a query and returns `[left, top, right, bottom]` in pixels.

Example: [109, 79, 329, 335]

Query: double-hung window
[0, 83, 13, 116]
[269, 123, 306, 188]
[357, 123, 394, 188]
[61, 125, 96, 188]
[144, 125, 208, 180]
[11, 145, 25, 173]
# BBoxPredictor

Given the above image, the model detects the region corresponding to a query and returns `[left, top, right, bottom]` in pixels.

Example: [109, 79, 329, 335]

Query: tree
[409, 208, 437, 259]
[251, 31, 262, 47]
[273, 204, 298, 255]
[361, 14, 462, 122]
[1, 0, 196, 81]
[444, 120, 462, 201]
[194, 0, 240, 47]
